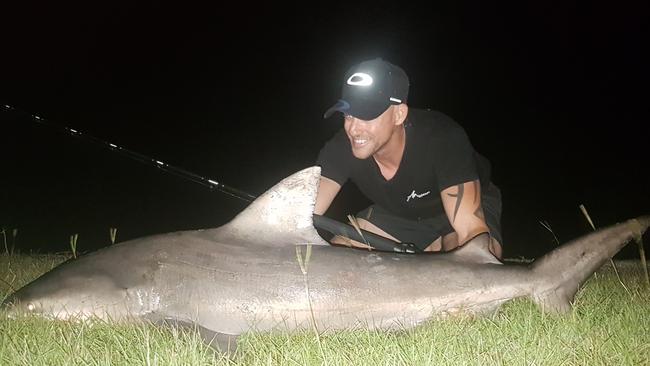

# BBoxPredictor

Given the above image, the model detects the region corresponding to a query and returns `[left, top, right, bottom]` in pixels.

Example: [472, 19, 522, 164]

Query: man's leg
[425, 237, 443, 252]
[329, 218, 400, 249]
[329, 205, 447, 252]
[333, 221, 503, 258]
[328, 203, 503, 256]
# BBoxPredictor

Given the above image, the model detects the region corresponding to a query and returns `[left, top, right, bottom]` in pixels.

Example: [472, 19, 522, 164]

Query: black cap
[324, 58, 409, 120]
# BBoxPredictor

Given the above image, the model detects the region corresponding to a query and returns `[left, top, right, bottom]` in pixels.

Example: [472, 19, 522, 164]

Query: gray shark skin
[2, 166, 649, 353]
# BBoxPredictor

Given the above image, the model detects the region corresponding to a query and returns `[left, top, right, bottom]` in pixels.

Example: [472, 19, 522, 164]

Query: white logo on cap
[347, 72, 373, 86]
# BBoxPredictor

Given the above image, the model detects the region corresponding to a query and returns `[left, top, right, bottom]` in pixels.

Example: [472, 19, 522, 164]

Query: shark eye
[27, 303, 35, 311]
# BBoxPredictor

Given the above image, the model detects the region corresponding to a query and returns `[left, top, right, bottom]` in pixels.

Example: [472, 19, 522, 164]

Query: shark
[2, 166, 648, 353]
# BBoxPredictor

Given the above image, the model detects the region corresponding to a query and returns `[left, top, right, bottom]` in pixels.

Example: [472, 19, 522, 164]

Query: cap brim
[323, 98, 390, 121]
[323, 99, 350, 119]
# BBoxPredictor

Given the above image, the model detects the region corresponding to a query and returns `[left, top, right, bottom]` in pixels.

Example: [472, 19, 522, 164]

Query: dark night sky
[1, 1, 648, 258]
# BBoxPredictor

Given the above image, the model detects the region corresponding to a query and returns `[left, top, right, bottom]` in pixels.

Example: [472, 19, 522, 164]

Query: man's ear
[394, 104, 409, 126]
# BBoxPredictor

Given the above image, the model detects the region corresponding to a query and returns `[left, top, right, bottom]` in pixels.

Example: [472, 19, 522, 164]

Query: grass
[1, 253, 649, 365]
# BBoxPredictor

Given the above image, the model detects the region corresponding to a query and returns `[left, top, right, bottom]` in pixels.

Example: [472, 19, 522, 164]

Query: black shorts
[356, 182, 503, 252]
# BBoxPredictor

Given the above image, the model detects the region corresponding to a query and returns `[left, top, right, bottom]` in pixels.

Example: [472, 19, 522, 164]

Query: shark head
[2, 261, 138, 321]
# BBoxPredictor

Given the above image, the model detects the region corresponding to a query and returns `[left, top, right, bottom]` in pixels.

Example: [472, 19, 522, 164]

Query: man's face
[343, 106, 400, 160]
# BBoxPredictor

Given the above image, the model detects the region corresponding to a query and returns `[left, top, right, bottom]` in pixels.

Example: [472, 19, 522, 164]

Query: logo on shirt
[406, 189, 431, 202]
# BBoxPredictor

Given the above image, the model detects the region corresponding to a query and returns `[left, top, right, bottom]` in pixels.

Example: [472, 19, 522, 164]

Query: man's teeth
[354, 139, 367, 144]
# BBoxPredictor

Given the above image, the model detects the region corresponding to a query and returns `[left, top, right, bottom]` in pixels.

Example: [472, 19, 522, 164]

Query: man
[315, 58, 503, 259]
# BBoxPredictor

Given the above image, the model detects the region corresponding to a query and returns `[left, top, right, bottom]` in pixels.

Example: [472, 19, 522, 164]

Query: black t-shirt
[316, 108, 493, 220]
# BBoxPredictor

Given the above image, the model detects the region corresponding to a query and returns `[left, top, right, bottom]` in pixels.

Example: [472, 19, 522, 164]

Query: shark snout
[1, 291, 38, 318]
[1, 293, 17, 316]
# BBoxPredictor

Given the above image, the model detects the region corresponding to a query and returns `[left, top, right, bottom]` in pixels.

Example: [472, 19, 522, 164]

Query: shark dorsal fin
[219, 166, 329, 246]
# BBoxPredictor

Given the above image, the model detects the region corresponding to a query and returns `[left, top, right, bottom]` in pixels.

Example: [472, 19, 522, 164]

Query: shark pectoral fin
[449, 233, 503, 265]
[532, 286, 574, 313]
[196, 327, 239, 355]
[156, 318, 239, 355]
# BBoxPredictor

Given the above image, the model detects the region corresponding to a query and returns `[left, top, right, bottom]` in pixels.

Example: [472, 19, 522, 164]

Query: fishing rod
[2, 103, 418, 254]
[2, 103, 256, 203]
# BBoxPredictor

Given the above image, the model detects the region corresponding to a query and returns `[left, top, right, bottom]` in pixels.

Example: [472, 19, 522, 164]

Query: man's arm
[313, 177, 377, 250]
[440, 179, 490, 245]
[314, 176, 342, 215]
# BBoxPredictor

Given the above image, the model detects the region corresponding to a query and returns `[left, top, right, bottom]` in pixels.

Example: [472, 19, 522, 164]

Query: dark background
[1, 1, 648, 259]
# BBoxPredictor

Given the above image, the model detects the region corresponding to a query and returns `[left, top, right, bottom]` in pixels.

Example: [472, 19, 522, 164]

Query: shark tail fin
[529, 215, 649, 313]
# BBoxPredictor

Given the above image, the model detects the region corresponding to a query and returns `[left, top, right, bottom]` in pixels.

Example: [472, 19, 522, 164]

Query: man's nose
[347, 117, 362, 133]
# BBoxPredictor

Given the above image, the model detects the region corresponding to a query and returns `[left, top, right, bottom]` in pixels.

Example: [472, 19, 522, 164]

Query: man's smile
[352, 138, 369, 147]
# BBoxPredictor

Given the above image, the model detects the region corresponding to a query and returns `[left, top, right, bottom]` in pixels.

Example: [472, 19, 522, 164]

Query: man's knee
[424, 236, 442, 252]
[328, 218, 400, 250]
[355, 218, 373, 231]
[329, 235, 373, 250]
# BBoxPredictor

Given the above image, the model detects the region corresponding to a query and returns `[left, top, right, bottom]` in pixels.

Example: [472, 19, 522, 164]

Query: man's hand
[314, 176, 341, 215]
